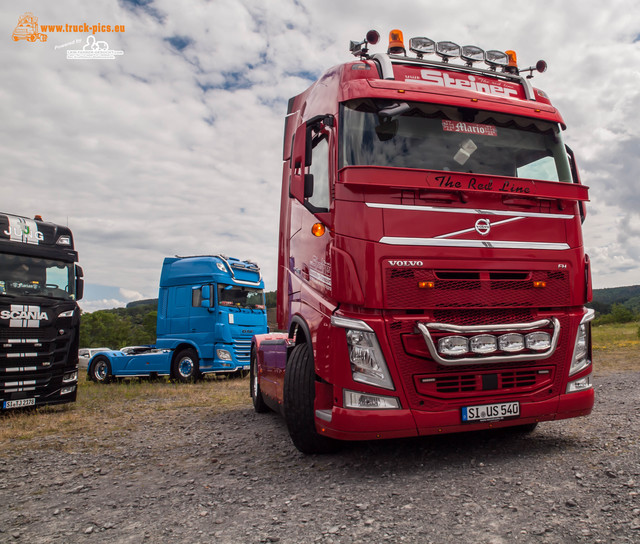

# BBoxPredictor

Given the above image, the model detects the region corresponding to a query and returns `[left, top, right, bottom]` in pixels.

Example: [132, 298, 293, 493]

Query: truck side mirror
[290, 114, 333, 203]
[200, 285, 211, 308]
[75, 265, 84, 301]
[290, 123, 313, 202]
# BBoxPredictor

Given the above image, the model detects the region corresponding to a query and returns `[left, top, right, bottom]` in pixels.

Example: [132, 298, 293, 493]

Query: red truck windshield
[339, 99, 572, 182]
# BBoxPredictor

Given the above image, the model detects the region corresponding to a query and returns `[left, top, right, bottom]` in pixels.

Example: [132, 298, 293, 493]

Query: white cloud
[2, 0, 640, 311]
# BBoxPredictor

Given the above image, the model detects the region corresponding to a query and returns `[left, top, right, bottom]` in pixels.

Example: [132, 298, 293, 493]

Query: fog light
[438, 336, 468, 356]
[498, 333, 525, 352]
[566, 374, 592, 393]
[344, 390, 400, 410]
[470, 335, 497, 354]
[525, 332, 551, 351]
[60, 385, 76, 395]
[217, 349, 232, 361]
[63, 370, 78, 383]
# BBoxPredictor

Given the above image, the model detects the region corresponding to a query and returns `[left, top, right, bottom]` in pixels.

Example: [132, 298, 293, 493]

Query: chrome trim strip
[435, 217, 522, 239]
[379, 237, 571, 250]
[366, 202, 574, 220]
[330, 315, 374, 332]
[416, 318, 560, 366]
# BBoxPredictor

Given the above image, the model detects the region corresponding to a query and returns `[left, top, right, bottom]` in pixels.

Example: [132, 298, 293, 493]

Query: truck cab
[252, 30, 593, 453]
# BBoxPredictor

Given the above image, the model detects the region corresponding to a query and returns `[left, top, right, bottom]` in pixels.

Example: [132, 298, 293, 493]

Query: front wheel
[283, 342, 340, 454]
[250, 348, 269, 413]
[89, 356, 112, 384]
[171, 348, 200, 383]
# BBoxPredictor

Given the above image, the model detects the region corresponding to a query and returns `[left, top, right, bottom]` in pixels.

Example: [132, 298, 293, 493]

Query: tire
[89, 356, 112, 384]
[250, 348, 269, 413]
[283, 343, 340, 454]
[171, 348, 200, 383]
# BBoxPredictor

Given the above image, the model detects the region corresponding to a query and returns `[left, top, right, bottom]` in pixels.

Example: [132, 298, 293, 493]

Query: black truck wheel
[89, 356, 112, 384]
[250, 348, 269, 413]
[172, 348, 200, 383]
[283, 343, 340, 454]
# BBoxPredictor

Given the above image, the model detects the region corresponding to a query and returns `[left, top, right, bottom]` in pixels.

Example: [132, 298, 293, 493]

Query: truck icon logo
[11, 12, 47, 43]
[475, 218, 491, 236]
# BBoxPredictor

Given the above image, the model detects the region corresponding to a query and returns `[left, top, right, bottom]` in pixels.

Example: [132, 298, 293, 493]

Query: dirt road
[1, 369, 639, 543]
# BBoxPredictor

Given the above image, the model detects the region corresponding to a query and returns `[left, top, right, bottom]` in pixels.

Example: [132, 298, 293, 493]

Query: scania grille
[232, 338, 252, 364]
[384, 269, 570, 309]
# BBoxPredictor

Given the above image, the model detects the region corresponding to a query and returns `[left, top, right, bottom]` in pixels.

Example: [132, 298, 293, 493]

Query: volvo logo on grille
[388, 260, 424, 267]
[475, 219, 491, 236]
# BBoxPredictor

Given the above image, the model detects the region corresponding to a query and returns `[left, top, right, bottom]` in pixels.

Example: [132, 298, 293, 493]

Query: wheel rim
[178, 357, 193, 378]
[95, 361, 107, 381]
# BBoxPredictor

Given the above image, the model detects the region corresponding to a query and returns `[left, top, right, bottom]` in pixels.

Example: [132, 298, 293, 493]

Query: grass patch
[592, 321, 640, 372]
[0, 374, 251, 454]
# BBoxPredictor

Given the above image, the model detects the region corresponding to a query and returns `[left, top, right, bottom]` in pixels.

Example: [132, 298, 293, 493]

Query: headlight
[331, 316, 394, 390]
[525, 332, 551, 351]
[569, 309, 595, 376]
[438, 336, 468, 356]
[498, 333, 525, 352]
[216, 349, 232, 361]
[59, 310, 74, 318]
[63, 370, 78, 383]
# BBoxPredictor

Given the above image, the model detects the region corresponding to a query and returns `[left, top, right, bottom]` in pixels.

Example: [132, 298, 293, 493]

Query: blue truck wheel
[89, 356, 112, 384]
[172, 348, 200, 383]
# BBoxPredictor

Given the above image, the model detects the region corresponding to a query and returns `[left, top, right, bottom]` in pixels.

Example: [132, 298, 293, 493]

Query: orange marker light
[311, 223, 326, 237]
[418, 281, 435, 289]
[505, 50, 518, 67]
[388, 29, 406, 55]
[533, 281, 547, 288]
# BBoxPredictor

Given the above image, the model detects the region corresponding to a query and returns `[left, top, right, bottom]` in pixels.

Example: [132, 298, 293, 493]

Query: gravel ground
[0, 367, 639, 544]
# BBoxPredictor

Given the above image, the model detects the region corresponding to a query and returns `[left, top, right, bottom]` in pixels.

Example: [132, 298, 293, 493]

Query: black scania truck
[0, 213, 84, 409]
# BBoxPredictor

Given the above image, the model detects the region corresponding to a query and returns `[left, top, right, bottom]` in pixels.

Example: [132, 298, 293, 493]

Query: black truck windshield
[340, 99, 572, 182]
[217, 284, 265, 310]
[0, 254, 76, 300]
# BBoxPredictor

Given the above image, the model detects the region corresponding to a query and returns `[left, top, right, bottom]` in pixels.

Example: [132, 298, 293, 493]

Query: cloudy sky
[2, 0, 639, 312]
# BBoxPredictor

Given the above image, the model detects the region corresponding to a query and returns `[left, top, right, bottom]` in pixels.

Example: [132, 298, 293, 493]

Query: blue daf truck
[88, 255, 268, 382]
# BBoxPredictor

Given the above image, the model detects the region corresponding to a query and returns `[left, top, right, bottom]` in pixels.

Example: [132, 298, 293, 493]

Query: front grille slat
[385, 268, 570, 309]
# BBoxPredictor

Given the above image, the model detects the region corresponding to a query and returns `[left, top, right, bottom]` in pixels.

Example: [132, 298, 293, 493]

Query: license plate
[462, 401, 520, 423]
[3, 398, 36, 410]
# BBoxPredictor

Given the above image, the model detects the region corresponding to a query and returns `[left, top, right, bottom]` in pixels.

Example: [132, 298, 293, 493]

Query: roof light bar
[409, 36, 435, 58]
[436, 41, 460, 62]
[485, 50, 509, 70]
[461, 45, 484, 66]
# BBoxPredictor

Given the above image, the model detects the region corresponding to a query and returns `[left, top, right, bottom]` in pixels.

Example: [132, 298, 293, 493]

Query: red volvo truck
[251, 30, 594, 453]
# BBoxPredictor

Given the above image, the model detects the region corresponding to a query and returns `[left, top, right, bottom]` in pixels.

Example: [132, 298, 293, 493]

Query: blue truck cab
[88, 255, 268, 383]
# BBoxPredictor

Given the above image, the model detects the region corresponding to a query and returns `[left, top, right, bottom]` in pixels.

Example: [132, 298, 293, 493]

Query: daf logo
[389, 260, 424, 267]
[475, 219, 491, 236]
[242, 329, 253, 334]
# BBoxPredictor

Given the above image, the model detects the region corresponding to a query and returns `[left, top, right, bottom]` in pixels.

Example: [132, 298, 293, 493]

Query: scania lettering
[251, 29, 594, 453]
[87, 255, 268, 382]
[0, 212, 84, 410]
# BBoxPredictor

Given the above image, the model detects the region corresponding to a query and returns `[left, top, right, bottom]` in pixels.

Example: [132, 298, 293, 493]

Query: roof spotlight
[485, 50, 509, 70]
[409, 36, 435, 58]
[461, 45, 485, 66]
[436, 41, 460, 62]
